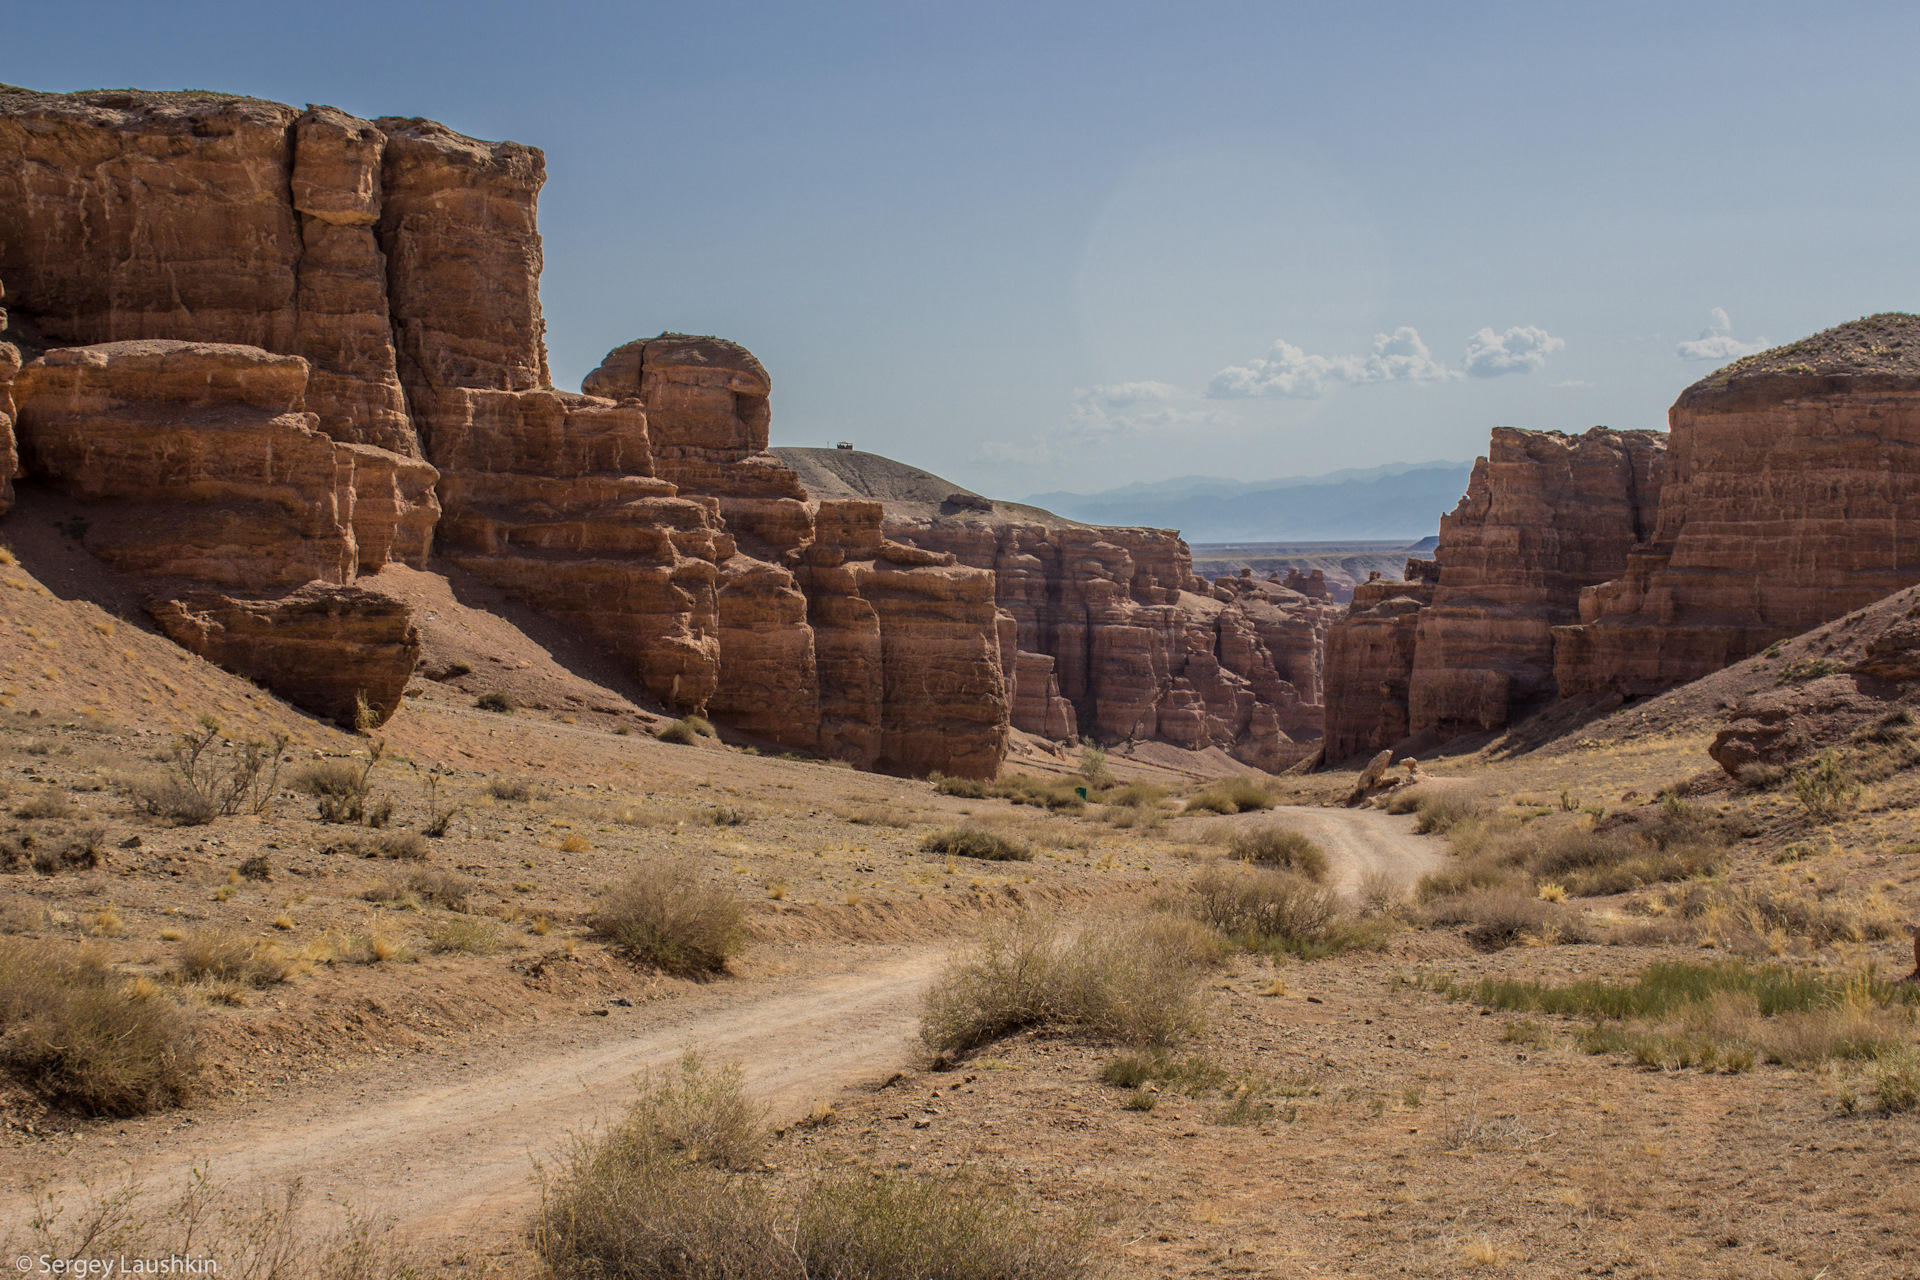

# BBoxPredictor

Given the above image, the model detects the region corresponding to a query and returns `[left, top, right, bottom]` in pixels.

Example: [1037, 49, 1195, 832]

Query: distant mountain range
[1026, 460, 1474, 542]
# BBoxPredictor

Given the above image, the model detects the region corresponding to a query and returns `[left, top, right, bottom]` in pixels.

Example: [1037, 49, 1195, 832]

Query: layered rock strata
[9, 339, 431, 724]
[1408, 427, 1664, 738]
[0, 278, 18, 516]
[1556, 315, 1920, 699]
[1321, 565, 1438, 760]
[1322, 426, 1666, 760]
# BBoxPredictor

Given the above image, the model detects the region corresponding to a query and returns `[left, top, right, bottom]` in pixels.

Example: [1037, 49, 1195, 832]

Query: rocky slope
[779, 448, 1342, 770]
[1555, 314, 1920, 699]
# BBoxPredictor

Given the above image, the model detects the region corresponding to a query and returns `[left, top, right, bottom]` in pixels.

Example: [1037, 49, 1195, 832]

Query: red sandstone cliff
[1409, 427, 1664, 738]
[1555, 315, 1920, 700]
[1322, 424, 1664, 760]
[778, 448, 1339, 770]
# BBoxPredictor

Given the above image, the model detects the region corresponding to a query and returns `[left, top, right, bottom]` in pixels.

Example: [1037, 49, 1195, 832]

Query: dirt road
[1265, 805, 1446, 897]
[3, 809, 1440, 1246]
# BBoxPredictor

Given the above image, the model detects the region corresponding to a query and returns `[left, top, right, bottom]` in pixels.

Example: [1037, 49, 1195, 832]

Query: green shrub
[1793, 751, 1862, 821]
[992, 774, 1087, 811]
[920, 826, 1034, 862]
[1228, 827, 1329, 879]
[1184, 777, 1273, 815]
[592, 862, 746, 976]
[919, 913, 1217, 1054]
[1078, 744, 1116, 789]
[0, 939, 199, 1116]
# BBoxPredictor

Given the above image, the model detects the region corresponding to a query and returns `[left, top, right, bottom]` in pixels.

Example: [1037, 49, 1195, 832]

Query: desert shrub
[919, 913, 1216, 1055]
[1188, 864, 1370, 957]
[1184, 777, 1273, 815]
[1099, 781, 1168, 809]
[1664, 880, 1865, 950]
[174, 930, 295, 988]
[138, 718, 289, 826]
[992, 773, 1087, 811]
[921, 826, 1034, 862]
[657, 716, 716, 746]
[420, 769, 461, 837]
[1868, 1047, 1920, 1113]
[536, 1055, 1086, 1280]
[295, 743, 386, 825]
[1411, 791, 1480, 834]
[592, 862, 746, 976]
[1228, 826, 1329, 879]
[930, 773, 992, 798]
[1423, 888, 1575, 951]
[2, 824, 106, 875]
[1793, 751, 1862, 821]
[1527, 827, 1721, 896]
[842, 803, 911, 828]
[1102, 803, 1166, 831]
[0, 938, 198, 1115]
[441, 660, 473, 678]
[12, 789, 75, 820]
[1776, 657, 1838, 684]
[427, 917, 506, 955]
[476, 690, 516, 713]
[488, 776, 535, 802]
[1736, 761, 1788, 792]
[364, 867, 471, 911]
[708, 805, 751, 827]
[1357, 869, 1406, 917]
[795, 1172, 1089, 1280]
[1078, 743, 1116, 789]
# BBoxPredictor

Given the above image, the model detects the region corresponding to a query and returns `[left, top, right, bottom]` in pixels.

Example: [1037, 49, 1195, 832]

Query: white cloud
[1553, 379, 1594, 388]
[1065, 381, 1224, 439]
[1677, 307, 1766, 361]
[1463, 325, 1565, 378]
[976, 439, 1055, 467]
[1207, 327, 1458, 399]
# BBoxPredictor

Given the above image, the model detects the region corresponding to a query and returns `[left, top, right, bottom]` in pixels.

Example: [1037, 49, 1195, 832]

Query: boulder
[148, 583, 419, 728]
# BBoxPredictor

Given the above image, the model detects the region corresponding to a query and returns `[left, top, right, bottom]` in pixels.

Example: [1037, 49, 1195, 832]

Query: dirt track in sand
[2, 809, 1435, 1245]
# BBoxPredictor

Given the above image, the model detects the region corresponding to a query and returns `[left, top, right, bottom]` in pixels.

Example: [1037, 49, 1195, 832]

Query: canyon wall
[0, 86, 1007, 774]
[779, 449, 1342, 771]
[1323, 425, 1664, 760]
[1408, 427, 1664, 738]
[1555, 314, 1920, 698]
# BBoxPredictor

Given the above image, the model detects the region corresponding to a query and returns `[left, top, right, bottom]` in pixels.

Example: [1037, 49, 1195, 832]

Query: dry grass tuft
[0, 937, 199, 1115]
[1184, 777, 1273, 815]
[919, 912, 1218, 1055]
[921, 826, 1034, 862]
[174, 930, 296, 987]
[1228, 826, 1329, 879]
[592, 862, 746, 976]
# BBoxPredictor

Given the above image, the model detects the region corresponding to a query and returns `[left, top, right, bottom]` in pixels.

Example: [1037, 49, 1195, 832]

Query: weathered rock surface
[1322, 568, 1437, 760]
[1408, 427, 1664, 738]
[781, 447, 1337, 769]
[1556, 315, 1920, 701]
[0, 277, 18, 517]
[9, 339, 427, 724]
[148, 582, 420, 727]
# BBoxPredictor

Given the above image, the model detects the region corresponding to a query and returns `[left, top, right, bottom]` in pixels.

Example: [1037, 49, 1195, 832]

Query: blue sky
[9, 2, 1919, 497]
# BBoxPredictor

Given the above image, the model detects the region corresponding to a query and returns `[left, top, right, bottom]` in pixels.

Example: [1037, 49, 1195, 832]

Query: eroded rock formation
[1322, 425, 1664, 760]
[781, 449, 1340, 771]
[1409, 427, 1664, 738]
[9, 339, 429, 724]
[1556, 315, 1920, 700]
[0, 278, 19, 517]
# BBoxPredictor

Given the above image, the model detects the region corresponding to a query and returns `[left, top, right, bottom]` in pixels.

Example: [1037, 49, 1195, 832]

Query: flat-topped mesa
[1555, 313, 1920, 699]
[1408, 426, 1664, 738]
